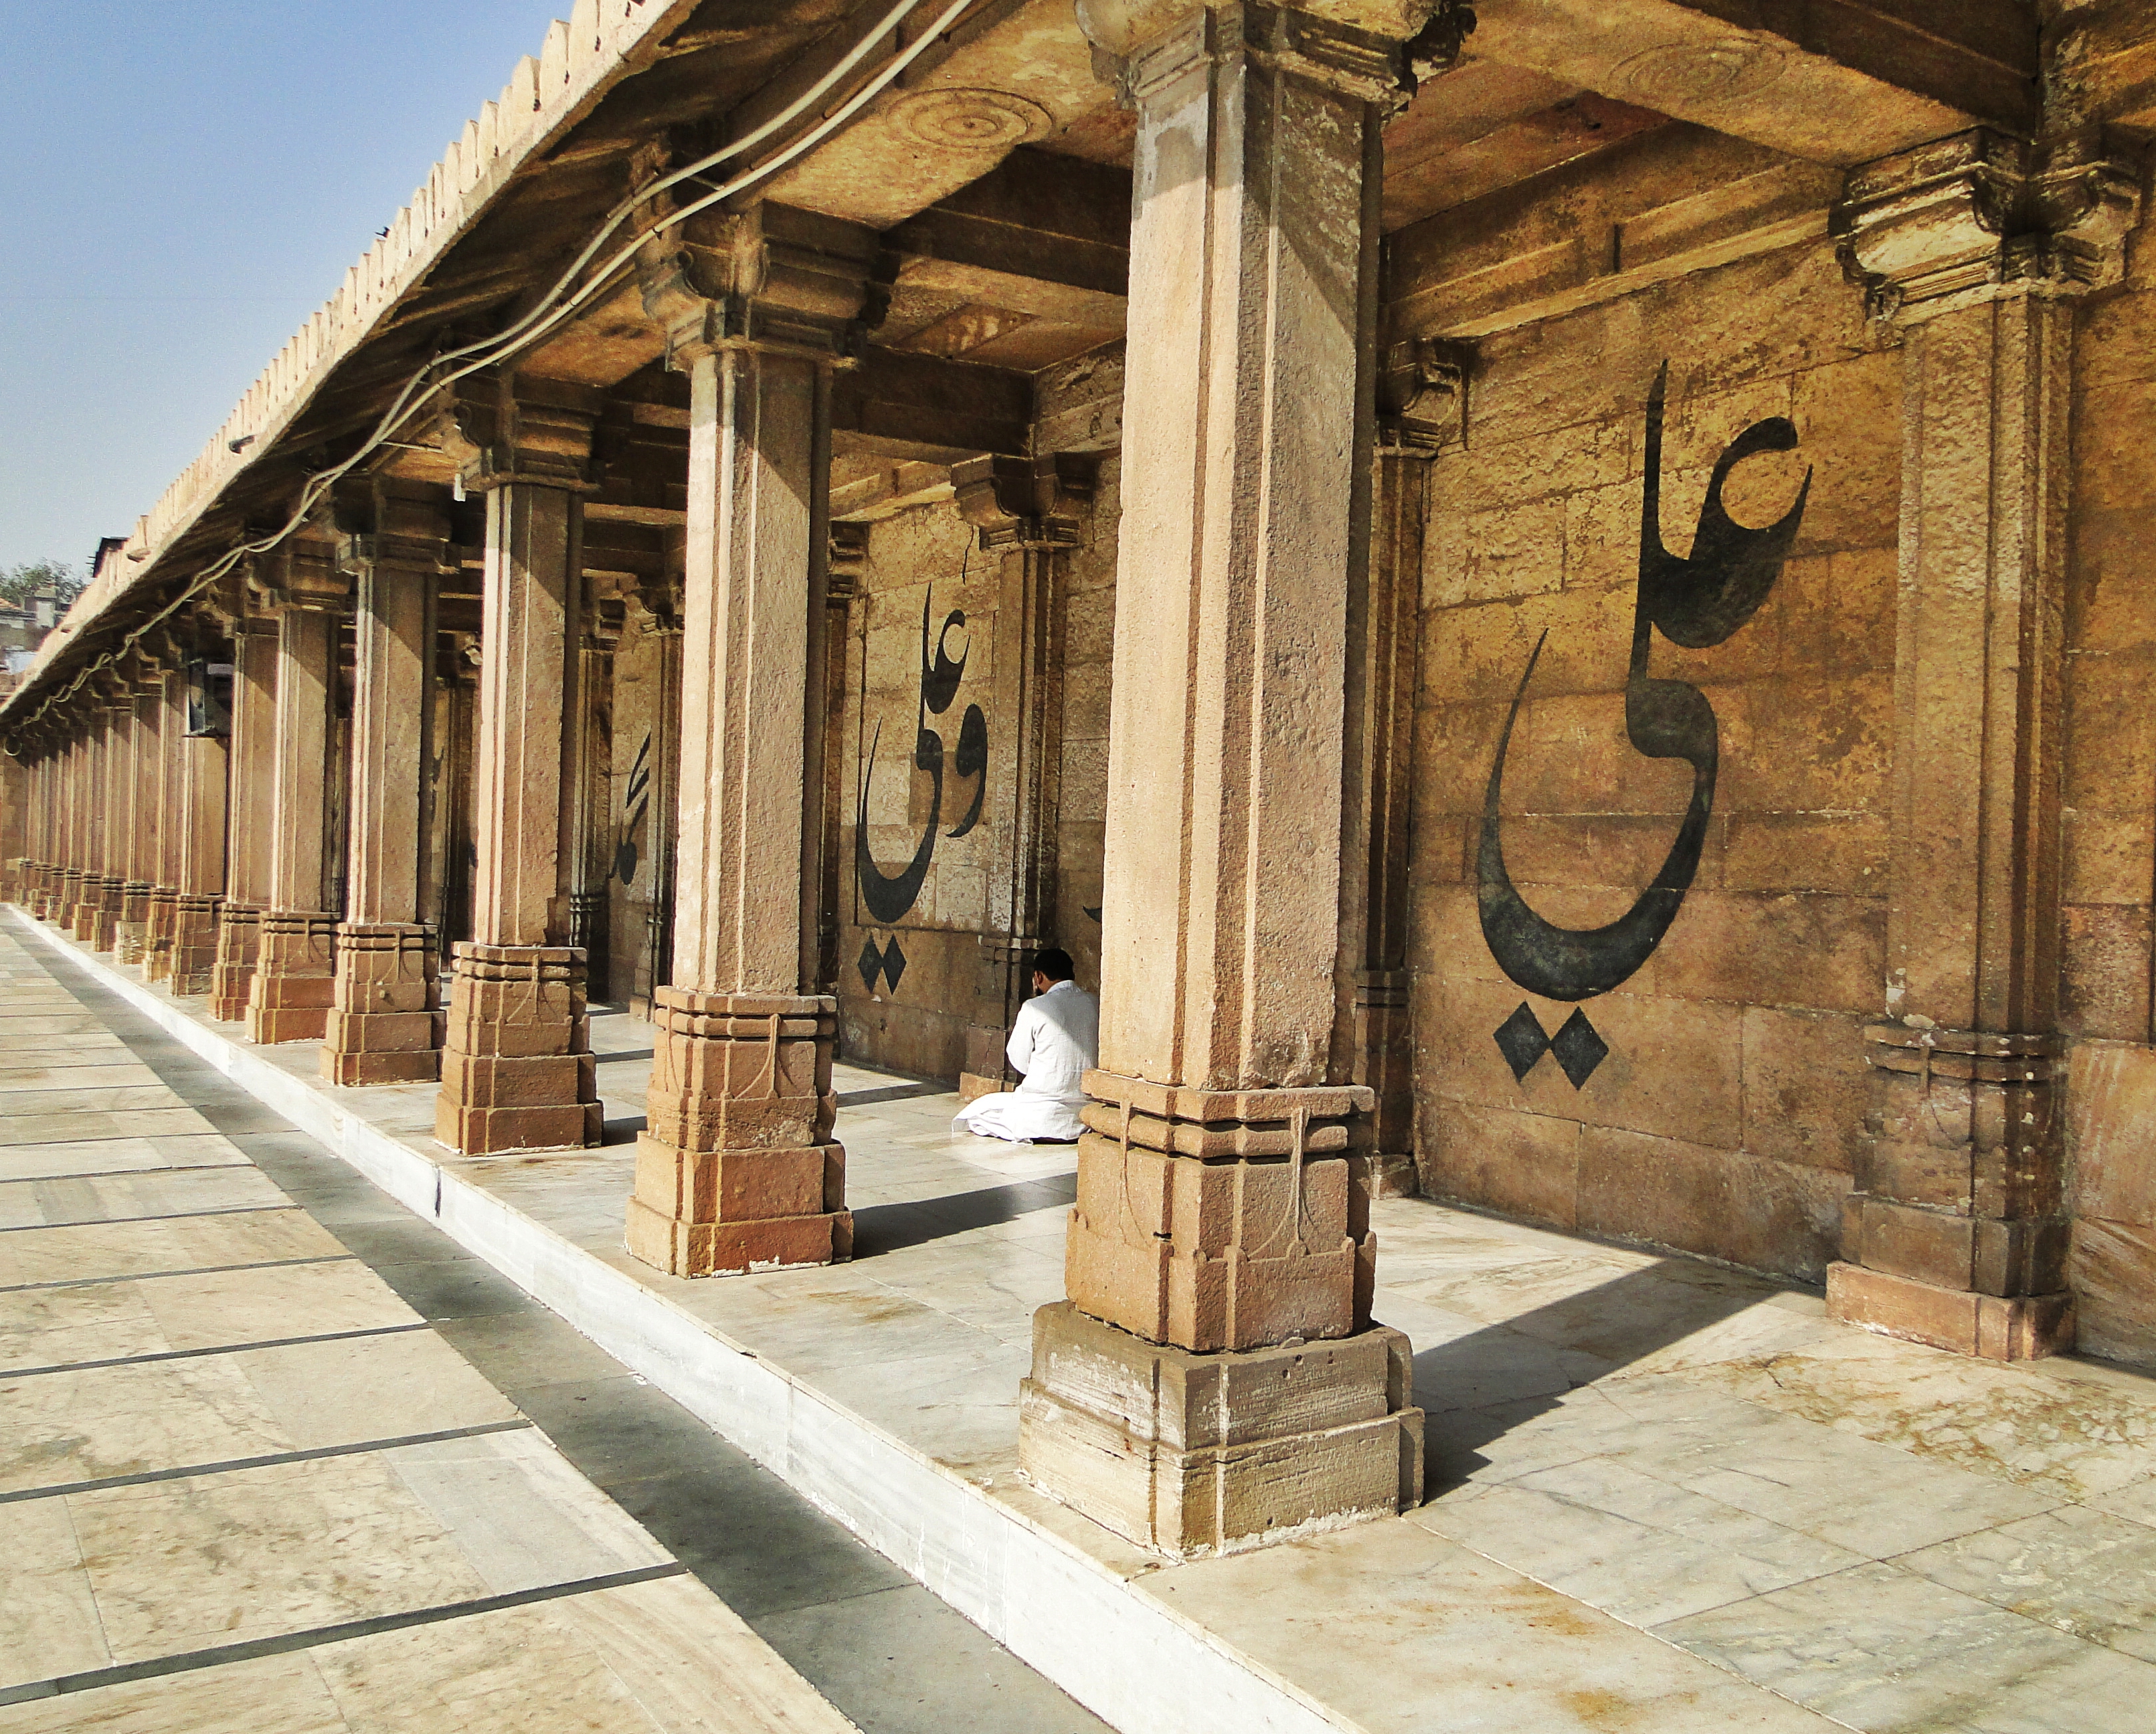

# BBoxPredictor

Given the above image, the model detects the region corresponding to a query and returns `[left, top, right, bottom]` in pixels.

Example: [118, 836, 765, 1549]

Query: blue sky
[0, 1, 572, 573]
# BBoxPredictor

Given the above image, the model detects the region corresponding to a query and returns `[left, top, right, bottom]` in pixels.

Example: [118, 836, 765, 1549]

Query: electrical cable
[5, 0, 978, 752]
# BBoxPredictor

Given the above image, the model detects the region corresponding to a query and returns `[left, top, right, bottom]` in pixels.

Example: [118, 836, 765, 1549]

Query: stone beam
[830, 346, 1030, 462]
[1467, 0, 2036, 164]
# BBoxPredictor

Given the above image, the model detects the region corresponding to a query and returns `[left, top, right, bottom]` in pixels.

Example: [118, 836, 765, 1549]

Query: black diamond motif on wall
[857, 940, 885, 991]
[1494, 1003, 1551, 1082]
[881, 937, 907, 992]
[1549, 1009, 1609, 1089]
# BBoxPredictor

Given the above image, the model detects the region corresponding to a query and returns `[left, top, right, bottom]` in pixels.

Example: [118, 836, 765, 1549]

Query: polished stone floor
[12, 904, 2156, 1733]
[0, 924, 1108, 1733]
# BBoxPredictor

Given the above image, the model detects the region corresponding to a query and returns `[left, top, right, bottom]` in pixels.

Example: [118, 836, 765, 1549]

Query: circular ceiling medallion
[890, 88, 1053, 151]
[1615, 39, 1787, 108]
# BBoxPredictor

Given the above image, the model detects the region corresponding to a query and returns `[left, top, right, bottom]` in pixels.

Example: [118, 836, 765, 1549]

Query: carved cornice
[952, 453, 1098, 551]
[1835, 128, 2143, 323]
[1376, 336, 1468, 455]
[635, 187, 882, 370]
[338, 480, 456, 581]
[438, 373, 605, 494]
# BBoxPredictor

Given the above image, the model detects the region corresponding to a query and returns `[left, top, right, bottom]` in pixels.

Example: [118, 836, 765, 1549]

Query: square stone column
[68, 703, 110, 943]
[622, 199, 878, 1275]
[324, 479, 450, 1085]
[173, 642, 231, 995]
[87, 676, 130, 952]
[143, 655, 189, 981]
[245, 541, 347, 1042]
[1829, 130, 2142, 1361]
[434, 373, 606, 1153]
[950, 454, 1097, 1099]
[116, 657, 163, 965]
[210, 613, 280, 1020]
[1014, 0, 1466, 1559]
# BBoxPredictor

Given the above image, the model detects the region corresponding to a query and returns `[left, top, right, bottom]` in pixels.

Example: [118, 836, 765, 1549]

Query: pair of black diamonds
[857, 933, 908, 993]
[1494, 1002, 1608, 1088]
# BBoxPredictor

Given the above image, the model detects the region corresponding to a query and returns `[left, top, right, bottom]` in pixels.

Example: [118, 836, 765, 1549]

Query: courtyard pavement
[9, 902, 2156, 1733]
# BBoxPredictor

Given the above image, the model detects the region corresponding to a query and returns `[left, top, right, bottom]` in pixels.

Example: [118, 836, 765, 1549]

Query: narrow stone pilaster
[1336, 340, 1461, 1197]
[628, 575, 683, 1019]
[245, 542, 347, 1042]
[143, 654, 189, 981]
[565, 580, 622, 997]
[950, 453, 1097, 1098]
[1828, 130, 2142, 1360]
[210, 613, 279, 1020]
[325, 478, 449, 1084]
[172, 644, 231, 995]
[1016, 0, 1465, 1558]
[622, 201, 877, 1274]
[434, 374, 605, 1153]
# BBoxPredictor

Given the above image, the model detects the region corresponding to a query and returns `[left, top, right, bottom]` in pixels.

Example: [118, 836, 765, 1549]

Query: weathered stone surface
[1017, 1302, 1423, 1559]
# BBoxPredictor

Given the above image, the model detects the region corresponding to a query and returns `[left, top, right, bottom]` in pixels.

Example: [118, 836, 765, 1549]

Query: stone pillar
[565, 579, 622, 998]
[324, 480, 449, 1084]
[58, 731, 89, 926]
[88, 676, 130, 951]
[143, 653, 189, 981]
[210, 611, 280, 1020]
[1336, 339, 1463, 1197]
[245, 541, 347, 1042]
[69, 702, 110, 943]
[1829, 130, 2141, 1361]
[434, 373, 606, 1153]
[116, 659, 161, 964]
[1015, 0, 1462, 1559]
[628, 573, 683, 1019]
[951, 454, 1097, 1096]
[622, 201, 877, 1276]
[171, 634, 232, 994]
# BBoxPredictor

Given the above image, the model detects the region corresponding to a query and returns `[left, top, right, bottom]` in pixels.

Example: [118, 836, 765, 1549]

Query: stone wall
[1406, 232, 1898, 1285]
[2064, 213, 2156, 1366]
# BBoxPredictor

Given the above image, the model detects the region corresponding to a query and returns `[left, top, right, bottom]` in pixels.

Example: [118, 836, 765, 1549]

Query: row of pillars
[3, 3, 2137, 1555]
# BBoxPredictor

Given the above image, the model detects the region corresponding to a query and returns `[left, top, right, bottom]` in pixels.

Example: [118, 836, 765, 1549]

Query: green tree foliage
[0, 559, 84, 611]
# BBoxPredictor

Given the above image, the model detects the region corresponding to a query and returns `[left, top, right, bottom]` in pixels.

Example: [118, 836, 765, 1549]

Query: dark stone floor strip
[0, 1321, 432, 1381]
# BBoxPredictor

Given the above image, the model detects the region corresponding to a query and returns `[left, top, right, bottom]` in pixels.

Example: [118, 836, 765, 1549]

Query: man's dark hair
[1028, 947, 1076, 983]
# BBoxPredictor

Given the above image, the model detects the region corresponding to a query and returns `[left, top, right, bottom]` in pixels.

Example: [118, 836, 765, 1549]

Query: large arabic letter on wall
[856, 588, 986, 924]
[1477, 362, 1812, 1005]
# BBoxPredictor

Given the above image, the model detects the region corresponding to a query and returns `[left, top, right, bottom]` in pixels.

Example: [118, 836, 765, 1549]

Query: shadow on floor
[1412, 1254, 1783, 1495]
[851, 1174, 1077, 1257]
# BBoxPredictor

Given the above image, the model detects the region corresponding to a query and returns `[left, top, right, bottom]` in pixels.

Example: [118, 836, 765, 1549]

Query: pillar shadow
[850, 1174, 1077, 1257]
[1407, 1257, 1799, 1497]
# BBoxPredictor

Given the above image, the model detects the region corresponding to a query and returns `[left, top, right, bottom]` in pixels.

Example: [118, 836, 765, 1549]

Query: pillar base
[1826, 1262, 2074, 1361]
[435, 943, 598, 1154]
[143, 886, 181, 982]
[244, 908, 338, 1044]
[115, 881, 154, 964]
[323, 923, 442, 1086]
[1017, 1301, 1423, 1559]
[1067, 1074, 1375, 1352]
[207, 902, 263, 1021]
[169, 894, 222, 995]
[624, 989, 851, 1278]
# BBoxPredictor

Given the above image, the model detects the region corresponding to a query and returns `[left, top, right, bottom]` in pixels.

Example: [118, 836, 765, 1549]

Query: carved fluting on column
[325, 481, 449, 1084]
[246, 539, 348, 1042]
[435, 375, 605, 1153]
[1826, 130, 2142, 1362]
[951, 452, 1096, 1097]
[622, 199, 876, 1276]
[211, 613, 279, 1020]
[1336, 339, 1464, 1197]
[1018, 0, 1449, 1559]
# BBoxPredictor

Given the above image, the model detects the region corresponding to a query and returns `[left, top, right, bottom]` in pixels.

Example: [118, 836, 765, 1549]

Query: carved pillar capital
[438, 373, 605, 494]
[1376, 336, 1468, 454]
[1835, 128, 2143, 323]
[636, 193, 882, 370]
[1081, 0, 1470, 108]
[952, 452, 1099, 551]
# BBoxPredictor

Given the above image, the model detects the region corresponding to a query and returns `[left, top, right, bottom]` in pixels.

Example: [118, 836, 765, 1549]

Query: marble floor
[0, 923, 1109, 1734]
[12, 906, 2156, 1733]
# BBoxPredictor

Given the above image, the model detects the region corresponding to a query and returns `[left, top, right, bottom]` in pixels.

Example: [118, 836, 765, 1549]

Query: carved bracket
[1377, 336, 1469, 454]
[952, 452, 1099, 551]
[438, 373, 604, 494]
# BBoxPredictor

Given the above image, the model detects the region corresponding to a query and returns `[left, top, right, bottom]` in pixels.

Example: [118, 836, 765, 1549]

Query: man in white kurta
[954, 953, 1099, 1144]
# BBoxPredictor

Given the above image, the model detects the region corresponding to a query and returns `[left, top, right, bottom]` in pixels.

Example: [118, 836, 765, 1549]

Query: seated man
[953, 947, 1099, 1144]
